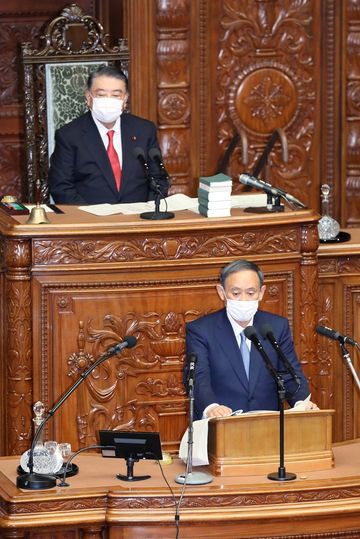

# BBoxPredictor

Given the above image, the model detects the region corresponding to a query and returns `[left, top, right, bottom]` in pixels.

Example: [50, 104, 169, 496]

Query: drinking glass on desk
[58, 443, 72, 460]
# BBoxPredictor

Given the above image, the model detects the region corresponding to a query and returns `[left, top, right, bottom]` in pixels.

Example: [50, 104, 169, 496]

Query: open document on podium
[179, 395, 311, 467]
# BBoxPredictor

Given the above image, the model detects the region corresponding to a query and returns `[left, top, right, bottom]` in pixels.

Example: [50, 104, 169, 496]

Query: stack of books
[198, 173, 233, 217]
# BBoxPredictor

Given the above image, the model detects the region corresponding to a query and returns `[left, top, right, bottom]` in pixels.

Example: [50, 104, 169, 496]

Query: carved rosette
[4, 239, 32, 454]
[215, 1, 316, 205]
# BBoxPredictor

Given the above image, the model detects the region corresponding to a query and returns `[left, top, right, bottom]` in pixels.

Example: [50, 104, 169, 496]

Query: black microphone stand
[248, 332, 296, 481]
[17, 339, 135, 490]
[340, 342, 360, 392]
[140, 176, 174, 220]
[267, 379, 296, 482]
[175, 376, 213, 485]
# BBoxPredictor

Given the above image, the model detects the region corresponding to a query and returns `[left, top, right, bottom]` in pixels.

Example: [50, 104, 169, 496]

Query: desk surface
[2, 441, 360, 538]
[0, 203, 319, 237]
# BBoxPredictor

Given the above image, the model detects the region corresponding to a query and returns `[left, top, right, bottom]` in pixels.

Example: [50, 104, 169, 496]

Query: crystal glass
[318, 184, 340, 240]
[58, 442, 72, 460]
[20, 445, 63, 474]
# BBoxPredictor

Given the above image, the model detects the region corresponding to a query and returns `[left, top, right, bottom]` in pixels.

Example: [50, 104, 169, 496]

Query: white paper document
[78, 193, 268, 217]
[179, 419, 210, 466]
[78, 194, 199, 216]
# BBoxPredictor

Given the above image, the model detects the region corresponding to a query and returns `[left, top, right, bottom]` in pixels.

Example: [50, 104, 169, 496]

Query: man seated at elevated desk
[48, 66, 168, 205]
[185, 259, 318, 420]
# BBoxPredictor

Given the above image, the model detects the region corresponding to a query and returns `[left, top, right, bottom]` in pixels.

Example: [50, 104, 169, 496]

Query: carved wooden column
[155, 0, 192, 194]
[4, 238, 32, 455]
[299, 223, 320, 395]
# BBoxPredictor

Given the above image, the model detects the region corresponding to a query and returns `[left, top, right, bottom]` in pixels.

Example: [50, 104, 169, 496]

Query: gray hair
[219, 259, 264, 288]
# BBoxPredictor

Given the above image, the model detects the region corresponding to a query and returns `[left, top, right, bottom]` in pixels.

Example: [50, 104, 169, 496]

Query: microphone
[186, 353, 197, 389]
[239, 173, 306, 208]
[149, 147, 170, 181]
[133, 146, 151, 179]
[107, 335, 137, 355]
[260, 324, 301, 386]
[244, 326, 284, 389]
[17, 335, 137, 490]
[316, 325, 357, 346]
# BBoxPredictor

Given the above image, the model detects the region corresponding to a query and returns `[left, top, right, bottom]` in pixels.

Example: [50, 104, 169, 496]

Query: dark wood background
[1, 0, 359, 226]
[1, 0, 360, 454]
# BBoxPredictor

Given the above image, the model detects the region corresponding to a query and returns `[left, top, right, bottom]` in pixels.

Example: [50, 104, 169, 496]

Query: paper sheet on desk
[179, 419, 210, 466]
[78, 194, 199, 216]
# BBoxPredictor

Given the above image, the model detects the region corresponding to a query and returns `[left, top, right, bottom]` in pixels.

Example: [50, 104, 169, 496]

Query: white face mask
[91, 97, 124, 123]
[226, 299, 259, 322]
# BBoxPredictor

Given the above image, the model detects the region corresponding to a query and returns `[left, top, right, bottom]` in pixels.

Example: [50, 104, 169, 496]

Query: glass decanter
[20, 401, 63, 474]
[318, 184, 340, 240]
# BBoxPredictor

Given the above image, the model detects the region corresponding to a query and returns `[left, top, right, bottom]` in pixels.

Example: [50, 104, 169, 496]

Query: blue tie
[240, 331, 250, 379]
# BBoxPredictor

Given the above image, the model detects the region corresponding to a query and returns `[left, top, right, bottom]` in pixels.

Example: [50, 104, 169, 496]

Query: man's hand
[206, 404, 233, 418]
[305, 400, 319, 410]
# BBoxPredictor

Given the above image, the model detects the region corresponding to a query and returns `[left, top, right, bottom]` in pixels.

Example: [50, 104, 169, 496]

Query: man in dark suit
[185, 259, 318, 420]
[48, 66, 167, 205]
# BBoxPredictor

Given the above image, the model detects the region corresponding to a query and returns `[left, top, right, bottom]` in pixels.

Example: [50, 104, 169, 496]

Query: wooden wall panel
[0, 1, 96, 200]
[343, 2, 360, 227]
[31, 252, 312, 453]
[319, 254, 360, 442]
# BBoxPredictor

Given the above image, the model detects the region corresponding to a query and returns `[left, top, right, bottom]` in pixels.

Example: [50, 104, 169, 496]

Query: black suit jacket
[48, 111, 167, 204]
[185, 309, 310, 420]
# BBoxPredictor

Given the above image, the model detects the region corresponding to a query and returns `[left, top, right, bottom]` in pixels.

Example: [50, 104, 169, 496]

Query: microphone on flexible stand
[175, 353, 213, 485]
[316, 325, 360, 392]
[17, 335, 137, 490]
[260, 323, 301, 389]
[239, 172, 306, 211]
[316, 325, 357, 346]
[134, 146, 174, 220]
[244, 326, 296, 482]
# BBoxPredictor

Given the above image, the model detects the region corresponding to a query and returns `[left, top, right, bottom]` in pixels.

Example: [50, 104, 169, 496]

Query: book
[198, 203, 231, 218]
[197, 187, 232, 201]
[197, 197, 232, 210]
[198, 182, 232, 193]
[199, 172, 232, 186]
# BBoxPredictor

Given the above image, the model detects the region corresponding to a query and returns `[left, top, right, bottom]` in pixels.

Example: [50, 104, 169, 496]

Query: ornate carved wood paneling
[198, 0, 321, 211]
[0, 207, 319, 455]
[155, 0, 192, 195]
[343, 2, 360, 227]
[0, 1, 97, 201]
[319, 245, 360, 443]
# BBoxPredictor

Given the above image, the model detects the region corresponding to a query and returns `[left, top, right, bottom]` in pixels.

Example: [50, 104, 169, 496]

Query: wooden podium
[208, 409, 335, 476]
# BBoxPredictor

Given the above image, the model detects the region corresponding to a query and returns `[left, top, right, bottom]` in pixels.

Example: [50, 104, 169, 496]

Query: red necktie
[107, 130, 121, 191]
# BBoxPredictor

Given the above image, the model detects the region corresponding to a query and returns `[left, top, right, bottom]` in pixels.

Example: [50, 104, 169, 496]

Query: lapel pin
[131, 136, 137, 141]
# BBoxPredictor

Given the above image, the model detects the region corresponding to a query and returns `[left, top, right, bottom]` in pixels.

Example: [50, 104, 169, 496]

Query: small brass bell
[26, 202, 50, 224]
[26, 178, 50, 224]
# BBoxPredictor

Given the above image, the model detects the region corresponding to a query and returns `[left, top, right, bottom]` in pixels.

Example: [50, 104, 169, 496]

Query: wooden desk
[318, 228, 360, 443]
[2, 441, 360, 538]
[0, 205, 319, 456]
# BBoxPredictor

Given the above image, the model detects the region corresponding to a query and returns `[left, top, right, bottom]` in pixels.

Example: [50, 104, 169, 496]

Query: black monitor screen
[98, 430, 163, 461]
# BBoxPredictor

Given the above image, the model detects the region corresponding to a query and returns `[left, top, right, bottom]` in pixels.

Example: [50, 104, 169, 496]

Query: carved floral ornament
[228, 65, 298, 135]
[33, 230, 299, 265]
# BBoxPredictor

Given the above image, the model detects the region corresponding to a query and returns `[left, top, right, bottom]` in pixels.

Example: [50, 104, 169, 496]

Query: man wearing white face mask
[49, 66, 168, 205]
[185, 259, 318, 420]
